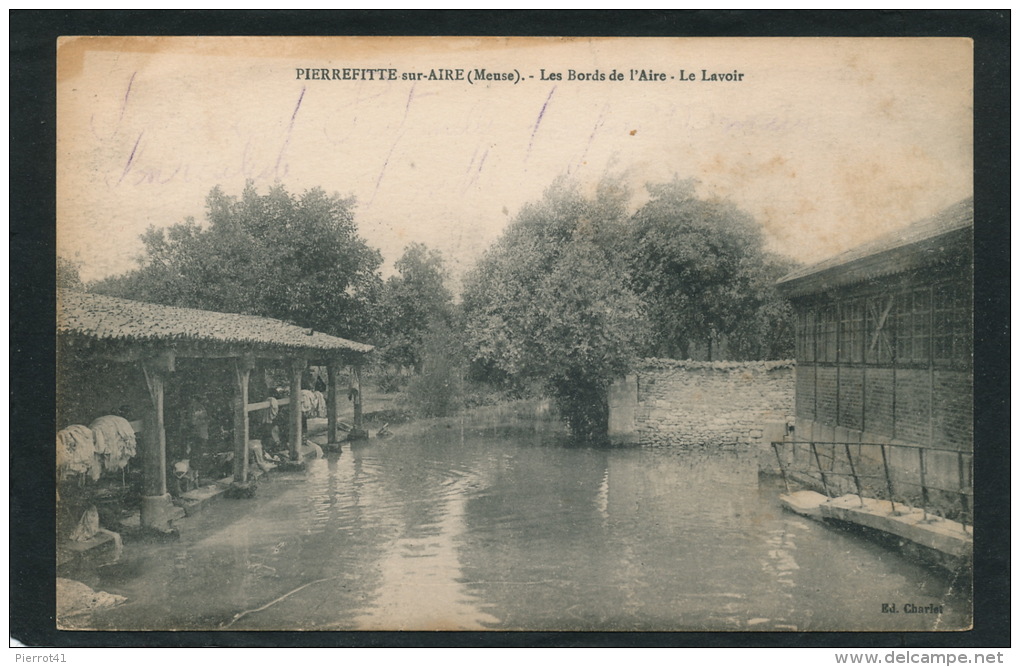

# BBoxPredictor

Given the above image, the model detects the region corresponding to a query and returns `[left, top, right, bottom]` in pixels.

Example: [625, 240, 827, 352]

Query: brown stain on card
[699, 153, 797, 186]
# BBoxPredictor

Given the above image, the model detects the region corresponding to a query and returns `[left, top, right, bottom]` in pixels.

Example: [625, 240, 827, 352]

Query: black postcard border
[10, 9, 1009, 649]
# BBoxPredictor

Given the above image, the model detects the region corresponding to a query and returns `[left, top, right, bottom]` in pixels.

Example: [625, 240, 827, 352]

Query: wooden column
[232, 356, 254, 485]
[327, 362, 340, 445]
[353, 365, 364, 429]
[140, 351, 175, 531]
[289, 357, 305, 460]
[141, 365, 167, 497]
[348, 364, 368, 440]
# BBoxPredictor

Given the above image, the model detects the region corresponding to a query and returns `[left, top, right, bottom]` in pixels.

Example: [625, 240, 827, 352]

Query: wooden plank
[245, 397, 290, 412]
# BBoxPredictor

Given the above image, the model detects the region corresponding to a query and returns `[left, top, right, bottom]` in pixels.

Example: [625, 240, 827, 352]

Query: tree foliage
[405, 315, 467, 418]
[377, 243, 454, 371]
[90, 182, 383, 341]
[57, 256, 84, 291]
[463, 179, 645, 442]
[462, 176, 797, 440]
[628, 178, 795, 360]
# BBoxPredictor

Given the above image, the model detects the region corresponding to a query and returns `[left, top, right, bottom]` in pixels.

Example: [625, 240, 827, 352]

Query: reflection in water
[348, 475, 500, 631]
[89, 410, 971, 631]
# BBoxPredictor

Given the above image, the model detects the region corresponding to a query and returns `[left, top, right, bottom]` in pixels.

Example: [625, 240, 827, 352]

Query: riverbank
[62, 413, 970, 631]
[776, 488, 972, 576]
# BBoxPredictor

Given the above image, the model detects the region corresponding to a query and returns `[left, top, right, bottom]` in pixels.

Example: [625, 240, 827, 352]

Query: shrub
[376, 372, 407, 394]
[405, 318, 466, 418]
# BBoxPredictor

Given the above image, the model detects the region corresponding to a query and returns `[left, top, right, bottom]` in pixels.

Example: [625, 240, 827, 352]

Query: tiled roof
[57, 290, 373, 355]
[777, 197, 973, 290]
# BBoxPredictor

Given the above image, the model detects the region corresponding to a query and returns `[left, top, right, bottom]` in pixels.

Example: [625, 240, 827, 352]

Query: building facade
[776, 198, 973, 518]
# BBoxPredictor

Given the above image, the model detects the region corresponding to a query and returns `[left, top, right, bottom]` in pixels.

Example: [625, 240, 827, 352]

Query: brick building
[776, 198, 973, 517]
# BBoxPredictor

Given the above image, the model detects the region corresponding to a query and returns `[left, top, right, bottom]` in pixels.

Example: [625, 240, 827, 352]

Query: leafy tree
[378, 243, 454, 372]
[90, 182, 383, 341]
[628, 178, 795, 360]
[405, 315, 467, 417]
[462, 178, 645, 442]
[726, 252, 798, 360]
[57, 256, 84, 291]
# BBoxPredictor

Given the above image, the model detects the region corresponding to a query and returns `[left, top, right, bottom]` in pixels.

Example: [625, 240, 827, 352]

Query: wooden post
[844, 443, 864, 506]
[327, 362, 340, 445]
[880, 443, 898, 514]
[347, 364, 368, 440]
[140, 358, 169, 497]
[353, 365, 364, 430]
[810, 441, 832, 498]
[142, 400, 166, 497]
[289, 357, 305, 460]
[232, 356, 254, 485]
[140, 352, 175, 531]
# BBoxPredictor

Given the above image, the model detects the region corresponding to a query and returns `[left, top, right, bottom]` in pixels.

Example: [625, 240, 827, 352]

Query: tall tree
[91, 182, 383, 341]
[628, 178, 795, 360]
[404, 314, 468, 417]
[725, 251, 798, 360]
[463, 178, 645, 442]
[378, 243, 454, 372]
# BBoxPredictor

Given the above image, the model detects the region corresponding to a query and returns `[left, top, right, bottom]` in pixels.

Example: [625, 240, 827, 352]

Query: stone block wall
[611, 359, 795, 446]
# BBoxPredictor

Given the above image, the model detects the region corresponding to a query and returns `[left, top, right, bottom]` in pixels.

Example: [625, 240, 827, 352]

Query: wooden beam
[175, 345, 300, 360]
[61, 335, 371, 364]
[246, 397, 291, 413]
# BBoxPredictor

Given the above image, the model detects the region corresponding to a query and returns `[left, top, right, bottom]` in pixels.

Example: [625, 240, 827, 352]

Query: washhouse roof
[57, 290, 374, 356]
[777, 197, 973, 297]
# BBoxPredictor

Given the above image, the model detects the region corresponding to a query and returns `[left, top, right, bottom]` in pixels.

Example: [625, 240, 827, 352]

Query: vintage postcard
[54, 36, 974, 633]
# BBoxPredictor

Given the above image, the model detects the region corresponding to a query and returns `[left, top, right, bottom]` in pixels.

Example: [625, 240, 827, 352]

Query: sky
[57, 36, 973, 285]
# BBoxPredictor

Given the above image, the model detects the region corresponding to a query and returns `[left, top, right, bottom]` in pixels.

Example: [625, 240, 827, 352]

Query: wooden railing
[125, 395, 293, 435]
[771, 440, 973, 529]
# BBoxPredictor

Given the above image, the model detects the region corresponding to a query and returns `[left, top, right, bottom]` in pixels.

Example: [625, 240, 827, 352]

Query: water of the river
[86, 407, 971, 632]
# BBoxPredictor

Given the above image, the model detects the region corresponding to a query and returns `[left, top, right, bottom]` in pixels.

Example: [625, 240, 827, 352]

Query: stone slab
[58, 528, 123, 569]
[178, 479, 232, 516]
[820, 495, 972, 559]
[779, 490, 829, 520]
[62, 528, 118, 553]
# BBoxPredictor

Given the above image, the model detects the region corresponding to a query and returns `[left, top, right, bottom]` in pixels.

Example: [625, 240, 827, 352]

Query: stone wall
[609, 359, 795, 446]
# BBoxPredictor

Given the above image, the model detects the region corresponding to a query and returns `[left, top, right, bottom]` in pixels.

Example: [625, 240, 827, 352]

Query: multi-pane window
[795, 311, 804, 360]
[839, 298, 865, 363]
[797, 309, 816, 362]
[895, 287, 931, 364]
[932, 280, 972, 367]
[803, 281, 967, 368]
[865, 294, 895, 364]
[818, 305, 838, 362]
